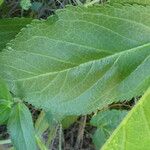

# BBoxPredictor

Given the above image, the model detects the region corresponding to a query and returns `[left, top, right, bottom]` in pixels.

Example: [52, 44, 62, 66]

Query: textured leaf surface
[8, 103, 37, 150]
[0, 18, 32, 51]
[110, 0, 150, 5]
[0, 78, 12, 124]
[0, 5, 150, 115]
[91, 110, 127, 149]
[102, 88, 150, 150]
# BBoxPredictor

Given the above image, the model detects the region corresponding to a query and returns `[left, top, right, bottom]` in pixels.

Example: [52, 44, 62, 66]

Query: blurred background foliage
[0, 0, 106, 19]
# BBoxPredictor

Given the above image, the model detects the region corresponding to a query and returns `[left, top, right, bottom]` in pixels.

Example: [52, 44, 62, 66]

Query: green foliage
[8, 102, 37, 150]
[109, 0, 150, 5]
[0, 0, 3, 6]
[0, 79, 37, 149]
[91, 110, 127, 149]
[102, 88, 150, 150]
[20, 0, 31, 10]
[0, 99, 12, 124]
[35, 111, 58, 137]
[0, 5, 150, 116]
[62, 116, 78, 129]
[0, 77, 12, 101]
[0, 2, 150, 150]
[0, 78, 12, 124]
[0, 18, 32, 51]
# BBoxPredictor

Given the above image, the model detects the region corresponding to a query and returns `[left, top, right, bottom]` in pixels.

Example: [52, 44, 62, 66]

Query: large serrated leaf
[8, 102, 37, 150]
[0, 5, 150, 115]
[0, 18, 32, 51]
[102, 88, 150, 150]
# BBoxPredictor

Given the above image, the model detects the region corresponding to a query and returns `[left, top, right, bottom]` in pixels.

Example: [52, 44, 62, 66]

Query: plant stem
[59, 124, 62, 150]
[0, 139, 11, 145]
[35, 135, 48, 150]
[46, 125, 58, 147]
[74, 116, 87, 150]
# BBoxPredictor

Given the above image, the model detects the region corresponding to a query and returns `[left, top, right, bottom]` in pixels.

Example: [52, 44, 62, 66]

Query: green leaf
[0, 5, 150, 115]
[102, 88, 150, 150]
[109, 0, 150, 5]
[0, 78, 12, 124]
[0, 99, 12, 124]
[20, 0, 31, 10]
[35, 111, 58, 137]
[0, 77, 12, 101]
[91, 110, 127, 149]
[35, 111, 49, 136]
[62, 116, 78, 129]
[0, 18, 32, 51]
[93, 129, 106, 150]
[35, 110, 66, 137]
[35, 111, 62, 149]
[0, 0, 3, 6]
[8, 102, 37, 150]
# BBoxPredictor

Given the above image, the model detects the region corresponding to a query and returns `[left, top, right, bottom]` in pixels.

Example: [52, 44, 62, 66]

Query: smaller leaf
[8, 102, 37, 150]
[0, 99, 12, 124]
[91, 110, 127, 149]
[92, 128, 107, 150]
[62, 116, 78, 129]
[35, 111, 61, 149]
[0, 78, 13, 124]
[0, 77, 12, 101]
[20, 0, 31, 10]
[102, 88, 150, 150]
[35, 111, 49, 137]
[35, 110, 60, 136]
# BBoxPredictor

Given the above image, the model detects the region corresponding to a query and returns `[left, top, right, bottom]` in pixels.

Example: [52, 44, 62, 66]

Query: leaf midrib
[18, 105, 29, 150]
[6, 42, 150, 82]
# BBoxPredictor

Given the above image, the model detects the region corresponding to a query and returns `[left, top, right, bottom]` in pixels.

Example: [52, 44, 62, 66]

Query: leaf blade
[0, 77, 12, 101]
[91, 110, 127, 149]
[0, 78, 12, 124]
[102, 88, 150, 150]
[0, 5, 150, 115]
[8, 103, 37, 150]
